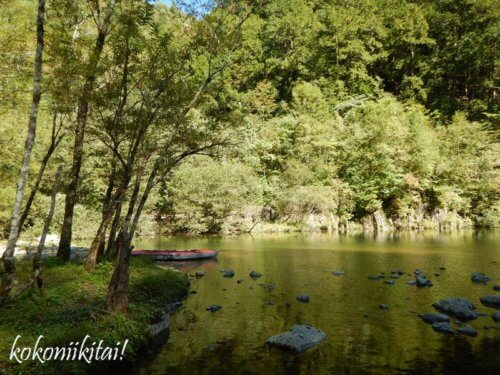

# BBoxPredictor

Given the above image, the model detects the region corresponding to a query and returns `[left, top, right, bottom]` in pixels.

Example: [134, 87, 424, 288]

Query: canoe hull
[131, 249, 219, 261]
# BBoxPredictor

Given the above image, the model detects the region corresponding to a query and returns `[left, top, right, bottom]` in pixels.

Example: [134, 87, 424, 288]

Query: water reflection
[134, 231, 499, 374]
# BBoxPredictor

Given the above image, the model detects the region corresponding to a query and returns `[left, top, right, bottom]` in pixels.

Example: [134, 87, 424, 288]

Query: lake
[133, 231, 499, 374]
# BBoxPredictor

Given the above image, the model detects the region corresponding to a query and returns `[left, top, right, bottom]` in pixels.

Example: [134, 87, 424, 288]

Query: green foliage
[0, 257, 189, 373]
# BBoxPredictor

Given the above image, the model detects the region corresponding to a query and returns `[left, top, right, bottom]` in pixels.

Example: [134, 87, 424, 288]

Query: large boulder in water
[433, 298, 477, 320]
[480, 295, 500, 308]
[418, 313, 450, 324]
[266, 324, 326, 353]
[471, 272, 491, 284]
[432, 322, 456, 334]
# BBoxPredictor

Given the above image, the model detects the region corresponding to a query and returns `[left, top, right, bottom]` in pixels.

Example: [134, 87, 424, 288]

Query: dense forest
[0, 0, 498, 304]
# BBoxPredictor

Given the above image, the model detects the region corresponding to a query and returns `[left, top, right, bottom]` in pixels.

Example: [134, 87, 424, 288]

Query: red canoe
[131, 249, 219, 261]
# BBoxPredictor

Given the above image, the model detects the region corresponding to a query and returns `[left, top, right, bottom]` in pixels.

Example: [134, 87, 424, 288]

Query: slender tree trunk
[57, 26, 110, 262]
[32, 166, 63, 291]
[13, 166, 62, 300]
[97, 163, 116, 258]
[0, 0, 46, 304]
[19, 119, 64, 230]
[85, 169, 132, 270]
[105, 202, 122, 258]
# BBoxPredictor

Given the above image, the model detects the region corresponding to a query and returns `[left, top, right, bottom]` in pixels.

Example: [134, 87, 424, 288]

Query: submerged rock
[379, 304, 389, 310]
[332, 271, 346, 276]
[390, 275, 400, 279]
[418, 313, 450, 324]
[416, 275, 431, 287]
[406, 280, 417, 286]
[195, 271, 205, 277]
[296, 294, 310, 303]
[368, 275, 381, 280]
[492, 313, 500, 323]
[249, 270, 263, 279]
[266, 324, 326, 353]
[440, 267, 446, 270]
[206, 305, 222, 312]
[493, 285, 500, 291]
[433, 298, 477, 320]
[471, 272, 491, 284]
[221, 269, 235, 278]
[391, 269, 405, 275]
[259, 282, 275, 292]
[384, 280, 395, 285]
[457, 325, 478, 337]
[480, 295, 500, 308]
[432, 322, 456, 334]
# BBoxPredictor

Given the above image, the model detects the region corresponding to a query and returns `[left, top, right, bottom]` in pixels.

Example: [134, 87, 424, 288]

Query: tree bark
[57, 10, 113, 262]
[33, 166, 63, 291]
[105, 202, 122, 258]
[13, 166, 63, 300]
[0, 0, 46, 304]
[19, 113, 64, 231]
[105, 226, 131, 313]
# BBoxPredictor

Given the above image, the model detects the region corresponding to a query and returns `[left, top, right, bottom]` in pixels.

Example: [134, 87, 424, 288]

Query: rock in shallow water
[457, 325, 478, 337]
[493, 285, 500, 291]
[406, 280, 417, 286]
[368, 275, 381, 280]
[433, 298, 477, 320]
[416, 275, 430, 287]
[384, 280, 395, 285]
[296, 294, 310, 303]
[418, 313, 450, 324]
[206, 305, 222, 312]
[379, 304, 389, 310]
[471, 272, 491, 284]
[249, 270, 263, 279]
[480, 295, 500, 308]
[432, 322, 456, 334]
[221, 269, 235, 278]
[332, 271, 346, 276]
[492, 313, 500, 323]
[195, 271, 205, 277]
[266, 324, 326, 353]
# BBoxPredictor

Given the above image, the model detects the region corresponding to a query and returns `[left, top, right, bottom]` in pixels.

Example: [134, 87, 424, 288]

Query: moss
[0, 257, 189, 374]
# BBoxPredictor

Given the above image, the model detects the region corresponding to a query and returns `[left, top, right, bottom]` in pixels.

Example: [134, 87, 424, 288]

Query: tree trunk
[105, 228, 131, 313]
[57, 25, 110, 262]
[13, 166, 63, 300]
[97, 163, 116, 258]
[84, 169, 131, 270]
[33, 166, 63, 291]
[19, 115, 64, 231]
[105, 202, 122, 258]
[0, 0, 45, 304]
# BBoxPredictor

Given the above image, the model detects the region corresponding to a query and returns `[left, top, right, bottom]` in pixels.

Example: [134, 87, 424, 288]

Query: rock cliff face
[157, 205, 476, 235]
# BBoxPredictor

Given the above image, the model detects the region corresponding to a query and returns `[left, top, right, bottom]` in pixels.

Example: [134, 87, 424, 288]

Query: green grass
[0, 257, 189, 374]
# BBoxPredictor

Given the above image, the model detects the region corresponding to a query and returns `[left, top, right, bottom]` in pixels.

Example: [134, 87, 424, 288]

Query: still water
[134, 231, 499, 374]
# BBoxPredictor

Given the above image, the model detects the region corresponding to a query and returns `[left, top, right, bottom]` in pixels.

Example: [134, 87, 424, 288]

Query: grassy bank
[0, 257, 189, 374]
